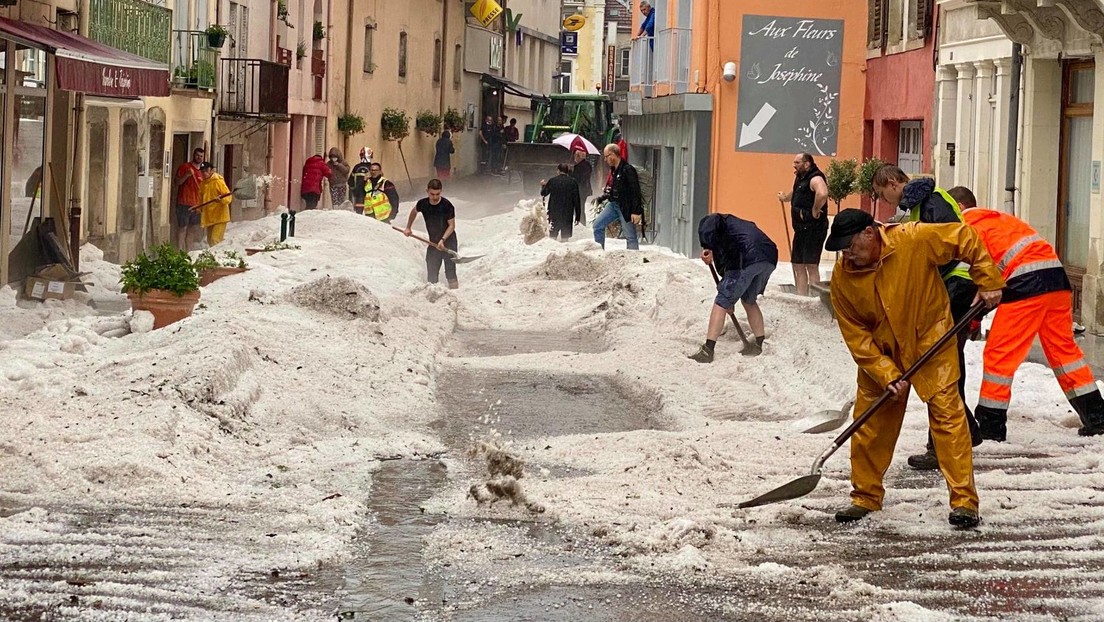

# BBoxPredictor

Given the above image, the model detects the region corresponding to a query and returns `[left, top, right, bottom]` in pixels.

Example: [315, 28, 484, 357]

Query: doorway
[1057, 60, 1093, 319]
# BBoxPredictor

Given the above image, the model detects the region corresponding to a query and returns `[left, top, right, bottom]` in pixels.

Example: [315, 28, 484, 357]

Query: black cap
[825, 209, 874, 252]
[198, 161, 214, 171]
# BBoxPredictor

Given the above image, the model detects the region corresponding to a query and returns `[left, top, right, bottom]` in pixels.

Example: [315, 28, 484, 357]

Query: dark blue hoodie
[900, 177, 961, 224]
[698, 214, 778, 276]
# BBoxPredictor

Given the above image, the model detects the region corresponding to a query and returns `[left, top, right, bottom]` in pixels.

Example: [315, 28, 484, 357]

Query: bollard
[288, 210, 296, 237]
[280, 213, 289, 241]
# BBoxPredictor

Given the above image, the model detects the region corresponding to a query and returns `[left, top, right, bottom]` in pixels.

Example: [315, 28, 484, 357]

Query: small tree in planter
[857, 156, 887, 214]
[313, 21, 326, 42]
[416, 110, 442, 136]
[193, 250, 249, 287]
[382, 108, 414, 189]
[338, 113, 365, 137]
[120, 243, 201, 329]
[825, 158, 858, 215]
[205, 24, 229, 49]
[443, 107, 465, 133]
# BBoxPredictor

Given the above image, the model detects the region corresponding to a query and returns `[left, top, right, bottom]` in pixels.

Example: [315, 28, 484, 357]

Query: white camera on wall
[723, 62, 737, 82]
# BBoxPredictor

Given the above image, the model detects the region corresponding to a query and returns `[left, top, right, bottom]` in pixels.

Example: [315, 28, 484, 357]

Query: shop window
[9, 46, 48, 249]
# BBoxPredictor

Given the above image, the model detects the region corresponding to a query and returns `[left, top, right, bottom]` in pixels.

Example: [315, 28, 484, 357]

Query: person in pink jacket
[300, 154, 331, 210]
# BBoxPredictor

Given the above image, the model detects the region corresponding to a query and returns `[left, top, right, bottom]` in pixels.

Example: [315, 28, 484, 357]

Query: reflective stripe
[1065, 383, 1098, 400]
[1052, 358, 1089, 377]
[982, 372, 1014, 386]
[1008, 258, 1064, 281]
[978, 397, 1010, 409]
[945, 262, 972, 282]
[997, 234, 1044, 273]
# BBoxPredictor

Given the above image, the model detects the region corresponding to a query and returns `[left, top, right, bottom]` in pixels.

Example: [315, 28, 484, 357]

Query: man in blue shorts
[689, 213, 778, 362]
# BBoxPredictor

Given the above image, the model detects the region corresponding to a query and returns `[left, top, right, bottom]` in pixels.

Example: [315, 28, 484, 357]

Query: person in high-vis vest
[872, 165, 982, 471]
[825, 209, 1005, 528]
[363, 161, 400, 222]
[948, 186, 1104, 440]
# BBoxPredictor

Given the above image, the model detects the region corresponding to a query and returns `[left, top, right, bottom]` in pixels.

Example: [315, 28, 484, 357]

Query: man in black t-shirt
[402, 178, 459, 289]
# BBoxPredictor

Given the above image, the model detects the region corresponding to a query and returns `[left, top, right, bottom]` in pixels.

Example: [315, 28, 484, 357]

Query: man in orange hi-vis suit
[949, 186, 1104, 440]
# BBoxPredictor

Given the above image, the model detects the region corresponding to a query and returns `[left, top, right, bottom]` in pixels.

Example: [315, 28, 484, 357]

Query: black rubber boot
[834, 504, 872, 523]
[1069, 390, 1104, 437]
[976, 405, 1007, 442]
[949, 507, 980, 529]
[906, 448, 940, 471]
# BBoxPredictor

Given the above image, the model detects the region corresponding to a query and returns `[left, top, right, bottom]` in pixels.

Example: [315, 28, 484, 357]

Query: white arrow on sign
[738, 102, 777, 148]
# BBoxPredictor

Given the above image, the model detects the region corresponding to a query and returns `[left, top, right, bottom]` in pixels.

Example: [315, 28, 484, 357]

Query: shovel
[708, 264, 752, 349]
[733, 301, 987, 509]
[391, 226, 485, 264]
[188, 192, 233, 212]
[792, 398, 854, 434]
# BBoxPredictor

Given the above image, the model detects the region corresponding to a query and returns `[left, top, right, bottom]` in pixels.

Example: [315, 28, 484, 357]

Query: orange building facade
[618, 0, 868, 260]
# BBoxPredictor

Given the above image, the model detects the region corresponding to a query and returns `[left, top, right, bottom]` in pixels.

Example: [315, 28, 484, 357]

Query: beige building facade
[957, 0, 1104, 329]
[327, 0, 466, 192]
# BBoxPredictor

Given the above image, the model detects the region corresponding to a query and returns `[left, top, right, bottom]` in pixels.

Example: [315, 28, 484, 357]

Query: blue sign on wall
[561, 31, 578, 55]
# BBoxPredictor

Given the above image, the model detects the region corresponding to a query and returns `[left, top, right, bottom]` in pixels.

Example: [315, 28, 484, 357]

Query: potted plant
[120, 243, 201, 329]
[313, 21, 325, 42]
[192, 59, 216, 88]
[277, 0, 293, 27]
[443, 107, 465, 133]
[338, 112, 366, 137]
[205, 24, 229, 49]
[825, 158, 858, 215]
[295, 40, 307, 66]
[856, 156, 888, 213]
[415, 110, 442, 136]
[381, 108, 410, 142]
[193, 250, 249, 287]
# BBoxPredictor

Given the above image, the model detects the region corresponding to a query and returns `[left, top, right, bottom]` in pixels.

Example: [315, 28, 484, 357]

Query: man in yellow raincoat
[826, 209, 1005, 529]
[196, 162, 232, 246]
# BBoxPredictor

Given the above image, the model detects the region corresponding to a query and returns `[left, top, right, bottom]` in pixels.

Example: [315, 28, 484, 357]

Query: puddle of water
[447, 330, 606, 358]
[434, 369, 661, 445]
[338, 459, 449, 619]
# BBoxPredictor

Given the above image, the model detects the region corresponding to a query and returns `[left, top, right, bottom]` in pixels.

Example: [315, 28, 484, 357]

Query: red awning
[0, 16, 169, 98]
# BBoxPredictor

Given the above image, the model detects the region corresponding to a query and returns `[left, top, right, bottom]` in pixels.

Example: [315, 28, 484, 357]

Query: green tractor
[507, 93, 615, 193]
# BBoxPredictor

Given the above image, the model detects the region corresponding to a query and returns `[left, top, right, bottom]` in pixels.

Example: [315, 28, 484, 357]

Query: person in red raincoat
[300, 154, 331, 210]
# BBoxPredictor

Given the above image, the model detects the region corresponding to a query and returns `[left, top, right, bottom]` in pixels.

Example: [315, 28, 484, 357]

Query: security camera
[723, 62, 737, 82]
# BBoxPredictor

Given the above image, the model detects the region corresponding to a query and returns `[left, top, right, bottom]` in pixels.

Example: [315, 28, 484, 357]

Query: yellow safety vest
[909, 186, 972, 281]
[364, 177, 392, 221]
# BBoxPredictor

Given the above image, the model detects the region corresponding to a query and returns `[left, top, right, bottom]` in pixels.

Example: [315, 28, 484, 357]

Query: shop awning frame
[0, 16, 170, 98]
[481, 73, 549, 101]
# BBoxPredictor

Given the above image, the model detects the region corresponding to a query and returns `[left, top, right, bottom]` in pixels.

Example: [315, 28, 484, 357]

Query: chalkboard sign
[735, 15, 844, 156]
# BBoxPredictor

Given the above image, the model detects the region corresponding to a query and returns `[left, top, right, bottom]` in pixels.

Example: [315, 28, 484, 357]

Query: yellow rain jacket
[198, 173, 232, 229]
[831, 222, 1004, 400]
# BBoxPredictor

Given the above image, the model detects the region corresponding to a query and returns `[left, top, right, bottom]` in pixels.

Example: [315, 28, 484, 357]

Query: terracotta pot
[198, 267, 248, 287]
[127, 289, 201, 329]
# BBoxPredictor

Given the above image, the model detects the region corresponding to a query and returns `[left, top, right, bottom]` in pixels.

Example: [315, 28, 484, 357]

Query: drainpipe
[1003, 42, 1022, 214]
[439, 0, 448, 116]
[344, 0, 354, 156]
[69, 0, 93, 270]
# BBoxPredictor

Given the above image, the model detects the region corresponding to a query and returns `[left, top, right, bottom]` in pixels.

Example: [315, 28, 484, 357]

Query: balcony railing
[219, 58, 290, 121]
[655, 28, 691, 94]
[629, 36, 654, 97]
[89, 0, 171, 64]
[172, 30, 218, 92]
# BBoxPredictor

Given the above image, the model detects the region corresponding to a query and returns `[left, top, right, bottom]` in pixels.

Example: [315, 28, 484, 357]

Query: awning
[481, 73, 547, 100]
[0, 16, 169, 98]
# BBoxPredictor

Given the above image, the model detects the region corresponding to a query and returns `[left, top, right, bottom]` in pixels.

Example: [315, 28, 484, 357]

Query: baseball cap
[198, 162, 214, 171]
[825, 209, 875, 252]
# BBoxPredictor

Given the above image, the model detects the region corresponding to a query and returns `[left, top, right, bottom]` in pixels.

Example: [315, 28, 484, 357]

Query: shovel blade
[452, 254, 485, 264]
[737, 473, 822, 509]
[793, 399, 854, 434]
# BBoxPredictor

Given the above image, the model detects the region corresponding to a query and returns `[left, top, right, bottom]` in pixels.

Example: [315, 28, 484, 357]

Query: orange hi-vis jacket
[961, 208, 1071, 303]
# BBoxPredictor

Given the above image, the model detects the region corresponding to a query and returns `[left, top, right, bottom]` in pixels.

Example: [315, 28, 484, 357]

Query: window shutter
[916, 0, 933, 39]
[868, 0, 884, 48]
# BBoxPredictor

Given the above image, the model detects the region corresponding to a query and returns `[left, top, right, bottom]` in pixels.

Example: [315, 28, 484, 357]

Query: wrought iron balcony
[172, 30, 218, 92]
[89, 0, 171, 64]
[219, 58, 290, 121]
